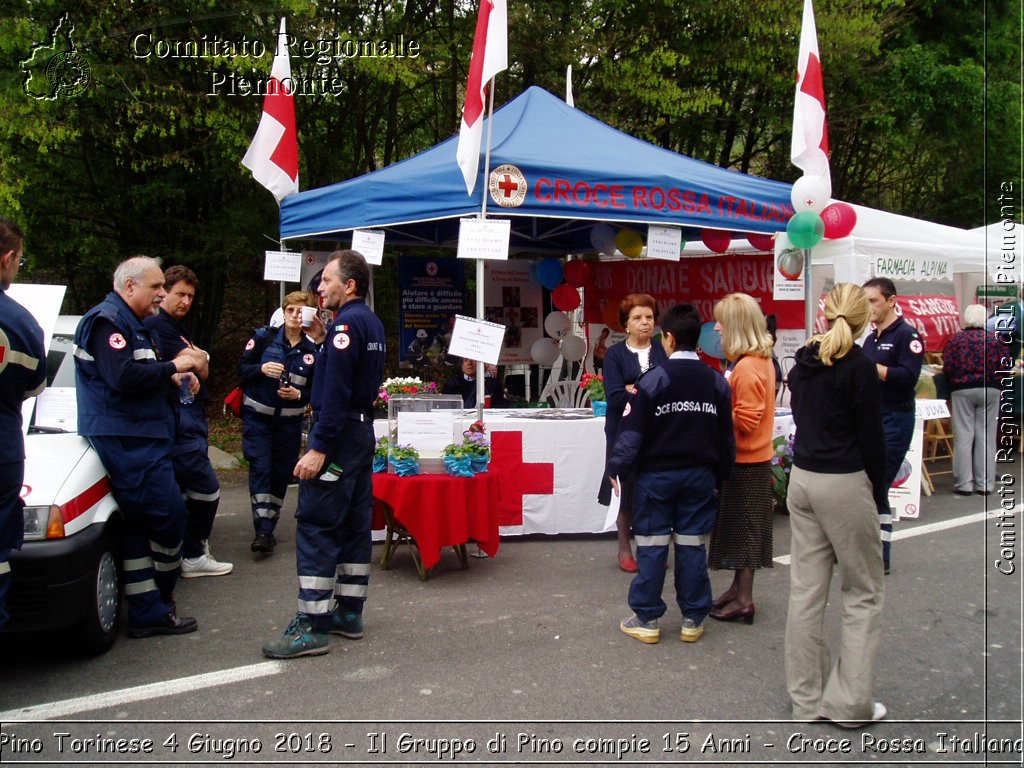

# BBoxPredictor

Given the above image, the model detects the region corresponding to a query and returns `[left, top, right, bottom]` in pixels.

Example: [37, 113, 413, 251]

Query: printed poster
[483, 260, 544, 365]
[398, 255, 467, 366]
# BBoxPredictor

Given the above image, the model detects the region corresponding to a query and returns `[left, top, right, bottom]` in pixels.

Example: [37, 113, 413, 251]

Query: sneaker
[829, 702, 888, 728]
[127, 610, 198, 639]
[330, 609, 364, 639]
[262, 616, 330, 659]
[680, 617, 704, 643]
[181, 552, 234, 578]
[251, 532, 276, 554]
[620, 614, 660, 643]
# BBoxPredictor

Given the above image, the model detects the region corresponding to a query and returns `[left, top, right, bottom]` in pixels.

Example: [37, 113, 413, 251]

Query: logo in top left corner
[20, 12, 92, 101]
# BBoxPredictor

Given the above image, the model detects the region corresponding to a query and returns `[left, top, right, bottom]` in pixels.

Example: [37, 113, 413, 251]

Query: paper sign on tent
[351, 229, 386, 265]
[457, 218, 511, 261]
[263, 250, 302, 282]
[447, 314, 506, 365]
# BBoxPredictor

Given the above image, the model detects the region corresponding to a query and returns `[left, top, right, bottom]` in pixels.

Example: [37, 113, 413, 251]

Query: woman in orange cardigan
[707, 293, 776, 624]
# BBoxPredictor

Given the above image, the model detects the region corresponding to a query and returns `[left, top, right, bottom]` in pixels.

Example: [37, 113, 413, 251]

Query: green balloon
[787, 210, 825, 249]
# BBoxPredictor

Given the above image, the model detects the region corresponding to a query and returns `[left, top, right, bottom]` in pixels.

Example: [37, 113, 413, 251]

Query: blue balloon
[536, 257, 564, 290]
[699, 321, 725, 360]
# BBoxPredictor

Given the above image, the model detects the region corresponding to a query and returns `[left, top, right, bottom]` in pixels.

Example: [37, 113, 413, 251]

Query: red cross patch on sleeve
[109, 333, 127, 350]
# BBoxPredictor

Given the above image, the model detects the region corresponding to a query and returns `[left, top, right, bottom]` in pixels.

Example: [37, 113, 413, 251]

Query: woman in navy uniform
[239, 291, 320, 555]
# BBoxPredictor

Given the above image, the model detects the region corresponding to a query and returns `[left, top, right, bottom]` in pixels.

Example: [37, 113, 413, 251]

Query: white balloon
[790, 174, 832, 213]
[544, 311, 571, 339]
[560, 334, 587, 362]
[530, 337, 561, 366]
[590, 223, 617, 256]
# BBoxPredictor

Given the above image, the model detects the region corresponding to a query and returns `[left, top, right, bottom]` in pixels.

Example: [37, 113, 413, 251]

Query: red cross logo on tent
[426, 261, 439, 277]
[488, 163, 528, 208]
[490, 431, 554, 526]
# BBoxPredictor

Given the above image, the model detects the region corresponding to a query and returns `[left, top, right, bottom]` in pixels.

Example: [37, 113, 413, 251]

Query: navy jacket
[308, 299, 386, 454]
[442, 374, 508, 408]
[861, 316, 925, 412]
[238, 325, 318, 417]
[608, 357, 735, 483]
[144, 308, 209, 455]
[0, 289, 46, 463]
[74, 292, 176, 439]
[602, 339, 669, 443]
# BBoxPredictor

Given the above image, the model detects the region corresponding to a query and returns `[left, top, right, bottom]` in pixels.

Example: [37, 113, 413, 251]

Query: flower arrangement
[442, 421, 491, 476]
[373, 437, 388, 473]
[388, 442, 421, 476]
[770, 432, 795, 511]
[580, 372, 606, 402]
[374, 376, 439, 410]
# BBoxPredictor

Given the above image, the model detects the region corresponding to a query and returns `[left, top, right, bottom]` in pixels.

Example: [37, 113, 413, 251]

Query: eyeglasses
[19, 256, 27, 270]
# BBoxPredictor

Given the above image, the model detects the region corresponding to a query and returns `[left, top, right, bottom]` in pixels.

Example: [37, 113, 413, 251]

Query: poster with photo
[484, 260, 544, 364]
[398, 255, 467, 366]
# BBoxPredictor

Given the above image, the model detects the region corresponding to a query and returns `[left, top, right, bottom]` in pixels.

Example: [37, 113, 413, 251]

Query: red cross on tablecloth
[497, 174, 518, 198]
[490, 430, 554, 526]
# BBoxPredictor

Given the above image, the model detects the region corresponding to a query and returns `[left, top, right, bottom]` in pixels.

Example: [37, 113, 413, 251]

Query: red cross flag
[242, 18, 299, 202]
[456, 0, 508, 195]
[791, 0, 830, 184]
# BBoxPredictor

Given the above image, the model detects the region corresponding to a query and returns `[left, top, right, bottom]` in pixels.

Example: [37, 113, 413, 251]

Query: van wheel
[73, 548, 121, 655]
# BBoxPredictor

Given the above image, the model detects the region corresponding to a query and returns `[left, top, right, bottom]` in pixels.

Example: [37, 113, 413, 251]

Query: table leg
[455, 544, 469, 570]
[379, 505, 396, 569]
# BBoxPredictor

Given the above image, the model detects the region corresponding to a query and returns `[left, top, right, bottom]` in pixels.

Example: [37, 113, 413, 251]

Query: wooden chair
[923, 415, 955, 478]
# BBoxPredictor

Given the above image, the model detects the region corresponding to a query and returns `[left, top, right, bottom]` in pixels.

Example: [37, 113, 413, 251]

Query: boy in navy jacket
[608, 303, 735, 644]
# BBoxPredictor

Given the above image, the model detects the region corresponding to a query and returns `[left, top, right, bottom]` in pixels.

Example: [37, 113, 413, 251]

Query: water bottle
[179, 373, 194, 405]
[278, 369, 291, 391]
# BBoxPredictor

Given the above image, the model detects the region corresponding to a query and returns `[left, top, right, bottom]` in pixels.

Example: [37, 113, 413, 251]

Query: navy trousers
[629, 466, 718, 624]
[879, 410, 916, 566]
[294, 423, 374, 632]
[0, 461, 25, 629]
[243, 412, 303, 535]
[172, 447, 220, 559]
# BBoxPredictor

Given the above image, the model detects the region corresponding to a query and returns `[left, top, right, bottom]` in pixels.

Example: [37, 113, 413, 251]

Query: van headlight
[23, 505, 65, 540]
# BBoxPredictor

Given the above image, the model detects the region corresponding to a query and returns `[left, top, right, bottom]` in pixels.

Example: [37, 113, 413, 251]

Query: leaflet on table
[396, 411, 459, 457]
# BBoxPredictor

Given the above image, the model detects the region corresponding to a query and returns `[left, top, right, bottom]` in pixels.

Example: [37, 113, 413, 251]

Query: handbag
[224, 386, 244, 417]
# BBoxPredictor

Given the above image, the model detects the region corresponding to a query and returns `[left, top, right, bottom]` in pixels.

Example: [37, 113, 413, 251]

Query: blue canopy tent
[280, 87, 795, 252]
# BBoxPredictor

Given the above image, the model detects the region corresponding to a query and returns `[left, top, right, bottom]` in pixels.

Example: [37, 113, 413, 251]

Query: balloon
[790, 174, 831, 213]
[821, 201, 858, 239]
[701, 229, 732, 253]
[786, 210, 825, 249]
[698, 321, 726, 360]
[746, 233, 775, 251]
[601, 301, 622, 331]
[543, 310, 571, 339]
[530, 337, 560, 366]
[615, 228, 644, 258]
[560, 334, 587, 362]
[563, 259, 591, 287]
[552, 283, 582, 311]
[590, 223, 617, 255]
[776, 247, 805, 280]
[535, 257, 564, 289]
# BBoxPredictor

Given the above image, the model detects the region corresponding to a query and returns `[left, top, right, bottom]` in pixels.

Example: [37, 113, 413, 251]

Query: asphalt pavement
[0, 460, 1021, 767]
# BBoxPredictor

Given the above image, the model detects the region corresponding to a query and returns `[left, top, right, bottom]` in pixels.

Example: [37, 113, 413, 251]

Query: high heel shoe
[712, 588, 738, 610]
[618, 554, 638, 573]
[709, 603, 755, 624]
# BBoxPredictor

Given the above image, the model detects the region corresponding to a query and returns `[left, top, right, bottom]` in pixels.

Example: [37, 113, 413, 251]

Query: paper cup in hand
[301, 306, 317, 327]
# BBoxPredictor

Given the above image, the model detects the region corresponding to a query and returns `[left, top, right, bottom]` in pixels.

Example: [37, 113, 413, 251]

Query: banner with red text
[582, 255, 804, 329]
[814, 294, 961, 350]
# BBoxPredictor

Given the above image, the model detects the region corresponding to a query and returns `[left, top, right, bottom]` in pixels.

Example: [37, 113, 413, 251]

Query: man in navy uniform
[144, 265, 232, 578]
[862, 277, 925, 575]
[263, 250, 386, 659]
[608, 303, 735, 645]
[75, 256, 207, 637]
[0, 218, 46, 628]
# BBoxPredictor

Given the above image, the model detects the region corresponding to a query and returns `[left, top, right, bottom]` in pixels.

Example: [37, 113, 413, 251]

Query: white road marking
[773, 505, 1021, 566]
[0, 661, 284, 721]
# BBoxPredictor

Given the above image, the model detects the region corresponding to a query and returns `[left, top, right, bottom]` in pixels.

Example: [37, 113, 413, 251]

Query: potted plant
[375, 376, 439, 412]
[581, 373, 607, 416]
[388, 442, 421, 476]
[373, 436, 388, 473]
[442, 421, 491, 477]
[770, 432, 795, 514]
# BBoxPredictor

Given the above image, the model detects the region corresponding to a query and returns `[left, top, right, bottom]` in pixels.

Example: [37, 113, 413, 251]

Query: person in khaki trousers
[784, 283, 889, 727]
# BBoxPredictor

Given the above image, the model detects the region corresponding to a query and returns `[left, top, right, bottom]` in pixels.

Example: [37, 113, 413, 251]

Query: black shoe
[884, 560, 891, 575]
[976, 490, 992, 496]
[251, 532, 276, 553]
[953, 490, 973, 497]
[127, 611, 198, 639]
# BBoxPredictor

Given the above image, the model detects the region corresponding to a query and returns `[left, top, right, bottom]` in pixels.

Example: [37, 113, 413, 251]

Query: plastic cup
[301, 306, 317, 327]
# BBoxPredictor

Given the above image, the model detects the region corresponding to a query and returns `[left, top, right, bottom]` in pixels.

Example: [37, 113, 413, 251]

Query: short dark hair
[163, 265, 198, 291]
[863, 277, 897, 298]
[661, 303, 701, 351]
[331, 249, 370, 297]
[0, 217, 24, 256]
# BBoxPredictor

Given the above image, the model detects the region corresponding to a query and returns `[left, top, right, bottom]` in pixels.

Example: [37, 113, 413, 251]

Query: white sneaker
[181, 552, 234, 578]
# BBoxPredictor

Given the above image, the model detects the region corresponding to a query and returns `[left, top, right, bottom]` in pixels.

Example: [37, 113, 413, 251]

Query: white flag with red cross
[791, 0, 831, 184]
[242, 18, 299, 202]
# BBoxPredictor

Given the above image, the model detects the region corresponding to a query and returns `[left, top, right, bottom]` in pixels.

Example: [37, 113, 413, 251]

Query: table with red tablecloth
[372, 471, 501, 578]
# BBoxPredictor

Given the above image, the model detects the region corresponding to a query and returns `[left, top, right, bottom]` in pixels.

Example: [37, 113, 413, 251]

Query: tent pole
[473, 78, 498, 422]
[803, 248, 814, 341]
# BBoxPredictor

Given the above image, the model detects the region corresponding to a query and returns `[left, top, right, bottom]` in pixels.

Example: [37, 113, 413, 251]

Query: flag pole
[474, 77, 498, 421]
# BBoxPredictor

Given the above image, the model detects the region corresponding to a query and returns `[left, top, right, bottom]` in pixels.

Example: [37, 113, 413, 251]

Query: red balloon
[746, 233, 775, 251]
[563, 259, 591, 288]
[701, 229, 732, 253]
[552, 283, 581, 311]
[821, 202, 858, 239]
